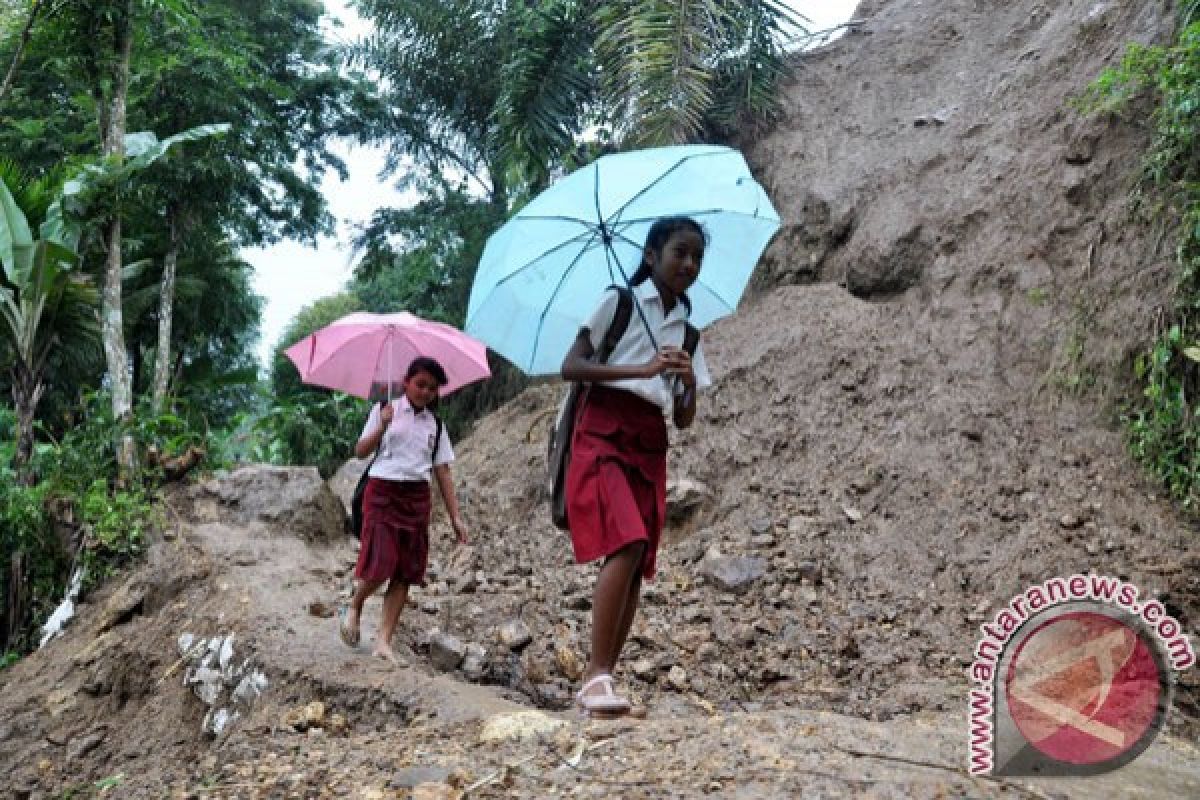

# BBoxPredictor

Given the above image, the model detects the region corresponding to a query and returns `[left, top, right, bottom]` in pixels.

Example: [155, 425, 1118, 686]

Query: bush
[77, 479, 156, 592]
[249, 392, 366, 478]
[0, 466, 64, 654]
[1081, 19, 1200, 509]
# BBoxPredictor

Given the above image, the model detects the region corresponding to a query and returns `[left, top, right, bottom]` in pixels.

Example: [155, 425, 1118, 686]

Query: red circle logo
[1004, 611, 1162, 765]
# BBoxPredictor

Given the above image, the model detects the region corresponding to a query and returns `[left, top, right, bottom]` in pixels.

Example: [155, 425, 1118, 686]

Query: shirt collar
[395, 394, 429, 416]
[633, 278, 688, 322]
[633, 279, 660, 304]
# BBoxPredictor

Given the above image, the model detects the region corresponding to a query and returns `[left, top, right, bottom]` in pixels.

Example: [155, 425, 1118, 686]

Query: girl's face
[648, 228, 704, 297]
[403, 369, 441, 409]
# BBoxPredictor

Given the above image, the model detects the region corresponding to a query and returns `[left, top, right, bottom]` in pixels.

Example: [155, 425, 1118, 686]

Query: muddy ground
[2, 0, 1199, 797]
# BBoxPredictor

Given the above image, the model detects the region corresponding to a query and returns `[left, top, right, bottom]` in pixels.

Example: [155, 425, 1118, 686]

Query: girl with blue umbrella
[466, 144, 779, 715]
[561, 217, 713, 716]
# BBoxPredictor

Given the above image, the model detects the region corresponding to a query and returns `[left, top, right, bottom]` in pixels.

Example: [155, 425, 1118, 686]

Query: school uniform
[566, 281, 712, 580]
[354, 396, 454, 586]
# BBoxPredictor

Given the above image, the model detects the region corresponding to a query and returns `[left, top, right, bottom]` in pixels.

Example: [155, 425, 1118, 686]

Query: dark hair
[628, 216, 707, 313]
[406, 356, 448, 386]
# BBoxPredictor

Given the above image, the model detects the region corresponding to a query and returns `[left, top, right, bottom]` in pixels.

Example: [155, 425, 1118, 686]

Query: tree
[591, 0, 800, 145]
[348, 0, 528, 212]
[123, 0, 370, 412]
[0, 0, 366, 439]
[0, 167, 99, 475]
[270, 291, 363, 402]
[37, 0, 148, 474]
[349, 0, 802, 192]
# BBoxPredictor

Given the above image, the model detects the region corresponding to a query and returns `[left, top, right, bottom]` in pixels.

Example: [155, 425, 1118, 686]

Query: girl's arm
[561, 331, 669, 382]
[433, 464, 469, 544]
[355, 403, 394, 458]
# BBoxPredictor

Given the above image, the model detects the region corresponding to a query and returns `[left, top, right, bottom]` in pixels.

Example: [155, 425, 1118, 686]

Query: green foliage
[592, 0, 800, 145]
[0, 168, 100, 471]
[349, 0, 802, 192]
[247, 393, 366, 479]
[0, 0, 366, 439]
[270, 291, 363, 401]
[1127, 324, 1200, 507]
[0, 463, 62, 653]
[77, 479, 154, 592]
[351, 182, 500, 323]
[1081, 19, 1200, 508]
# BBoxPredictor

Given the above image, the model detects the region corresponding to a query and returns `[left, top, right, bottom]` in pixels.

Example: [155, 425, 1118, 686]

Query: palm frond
[494, 0, 597, 185]
[592, 0, 794, 146]
[1184, 1, 1200, 28]
[346, 0, 504, 182]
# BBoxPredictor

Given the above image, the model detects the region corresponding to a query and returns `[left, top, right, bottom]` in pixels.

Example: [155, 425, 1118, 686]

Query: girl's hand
[380, 403, 395, 426]
[451, 516, 470, 545]
[640, 351, 673, 379]
[660, 346, 696, 387]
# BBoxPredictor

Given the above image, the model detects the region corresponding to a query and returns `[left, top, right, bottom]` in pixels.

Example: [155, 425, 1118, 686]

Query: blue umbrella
[465, 144, 780, 375]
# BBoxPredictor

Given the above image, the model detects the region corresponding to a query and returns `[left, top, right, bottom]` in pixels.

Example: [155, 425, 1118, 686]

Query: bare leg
[372, 580, 410, 662]
[604, 572, 643, 674]
[347, 578, 385, 640]
[584, 541, 646, 688]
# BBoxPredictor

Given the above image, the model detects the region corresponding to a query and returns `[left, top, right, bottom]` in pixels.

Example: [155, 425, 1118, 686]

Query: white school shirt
[360, 395, 454, 482]
[580, 281, 712, 414]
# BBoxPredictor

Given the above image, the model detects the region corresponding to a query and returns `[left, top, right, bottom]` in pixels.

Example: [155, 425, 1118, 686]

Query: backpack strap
[682, 323, 700, 357]
[361, 402, 383, 476]
[596, 285, 633, 364]
[429, 417, 444, 465]
[430, 414, 443, 465]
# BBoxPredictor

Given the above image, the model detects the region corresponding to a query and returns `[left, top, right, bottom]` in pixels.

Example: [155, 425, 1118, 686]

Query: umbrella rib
[615, 207, 779, 227]
[483, 228, 598, 296]
[529, 225, 604, 369]
[690, 277, 737, 318]
[606, 225, 644, 252]
[513, 214, 605, 224]
[606, 150, 725, 228]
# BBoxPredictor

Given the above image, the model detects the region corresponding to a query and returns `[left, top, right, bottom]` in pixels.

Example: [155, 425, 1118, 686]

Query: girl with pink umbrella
[285, 313, 490, 663]
[342, 356, 467, 662]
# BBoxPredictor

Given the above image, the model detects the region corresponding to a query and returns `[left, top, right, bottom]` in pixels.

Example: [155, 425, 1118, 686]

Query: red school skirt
[354, 478, 432, 586]
[565, 385, 668, 580]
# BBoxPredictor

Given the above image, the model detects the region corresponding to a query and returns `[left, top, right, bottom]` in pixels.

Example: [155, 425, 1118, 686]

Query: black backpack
[349, 406, 443, 539]
[547, 287, 698, 530]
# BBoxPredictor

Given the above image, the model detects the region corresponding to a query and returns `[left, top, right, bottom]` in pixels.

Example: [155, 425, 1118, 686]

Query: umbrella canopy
[284, 311, 490, 399]
[465, 144, 780, 375]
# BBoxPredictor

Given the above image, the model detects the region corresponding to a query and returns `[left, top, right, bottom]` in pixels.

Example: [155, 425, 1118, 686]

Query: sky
[246, 0, 861, 366]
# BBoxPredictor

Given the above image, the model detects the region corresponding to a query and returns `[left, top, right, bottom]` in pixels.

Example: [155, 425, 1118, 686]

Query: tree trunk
[99, 2, 136, 478]
[151, 210, 182, 414]
[0, 0, 46, 111]
[10, 363, 43, 483]
[3, 552, 27, 652]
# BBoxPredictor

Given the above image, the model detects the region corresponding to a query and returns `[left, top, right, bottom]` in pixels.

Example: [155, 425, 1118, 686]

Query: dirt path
[2, 471, 1197, 799]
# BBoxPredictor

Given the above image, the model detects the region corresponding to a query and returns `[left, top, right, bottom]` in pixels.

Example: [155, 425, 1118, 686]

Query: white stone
[480, 711, 566, 743]
[203, 707, 238, 737]
[232, 670, 268, 705]
[177, 633, 196, 658]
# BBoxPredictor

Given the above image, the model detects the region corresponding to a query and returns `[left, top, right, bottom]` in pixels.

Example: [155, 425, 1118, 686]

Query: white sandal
[575, 673, 631, 714]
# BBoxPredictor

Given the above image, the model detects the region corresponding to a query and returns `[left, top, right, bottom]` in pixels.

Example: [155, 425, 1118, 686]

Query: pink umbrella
[284, 312, 491, 399]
